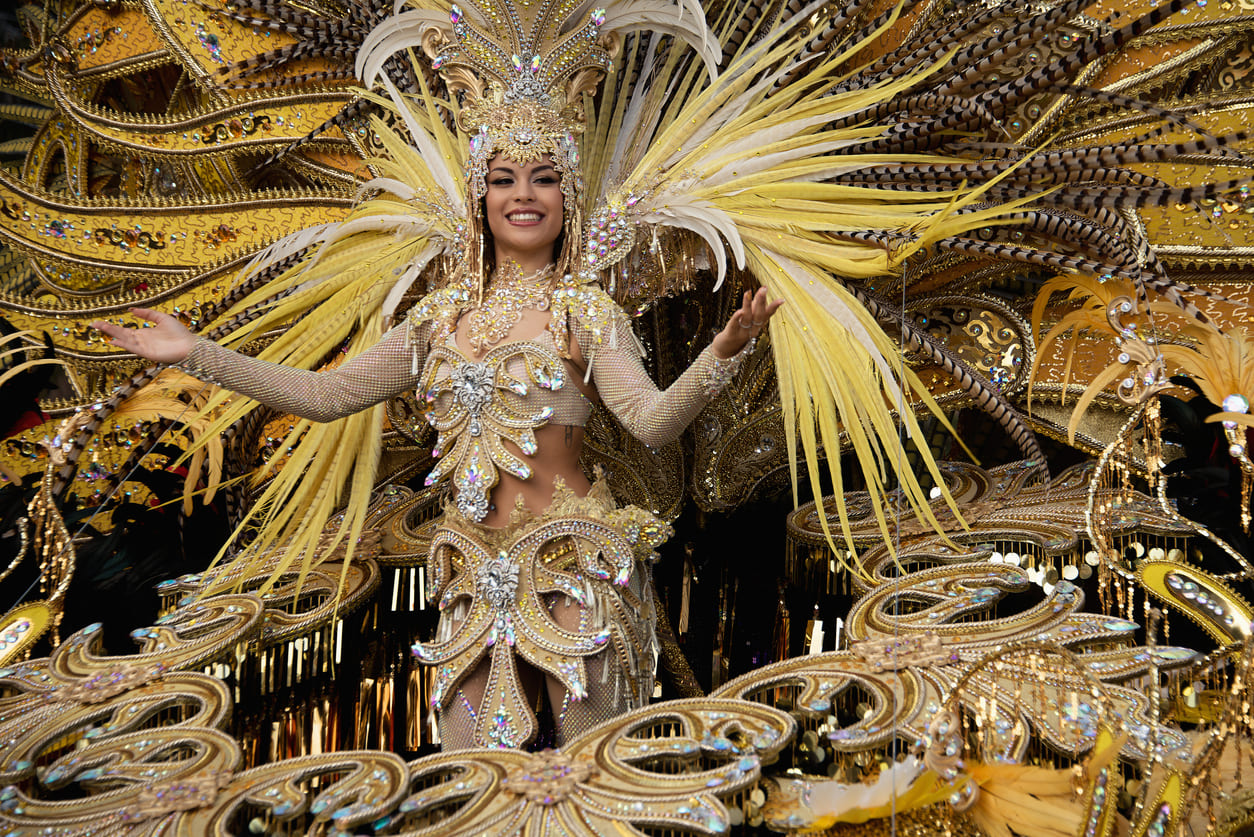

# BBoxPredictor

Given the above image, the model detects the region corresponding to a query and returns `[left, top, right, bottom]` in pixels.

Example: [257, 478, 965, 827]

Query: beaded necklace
[464, 261, 555, 352]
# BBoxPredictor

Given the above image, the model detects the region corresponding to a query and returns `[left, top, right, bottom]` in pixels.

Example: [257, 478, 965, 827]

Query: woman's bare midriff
[475, 424, 591, 527]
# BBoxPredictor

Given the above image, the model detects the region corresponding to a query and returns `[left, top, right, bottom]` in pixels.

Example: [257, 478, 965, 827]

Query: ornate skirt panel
[412, 478, 672, 748]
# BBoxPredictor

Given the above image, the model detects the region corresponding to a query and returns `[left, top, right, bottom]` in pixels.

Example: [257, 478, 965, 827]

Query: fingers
[738, 287, 783, 334]
[89, 319, 123, 341]
[90, 309, 154, 352]
[130, 307, 170, 326]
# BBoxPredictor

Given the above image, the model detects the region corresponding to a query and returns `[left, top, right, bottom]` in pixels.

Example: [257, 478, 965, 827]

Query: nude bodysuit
[179, 280, 751, 747]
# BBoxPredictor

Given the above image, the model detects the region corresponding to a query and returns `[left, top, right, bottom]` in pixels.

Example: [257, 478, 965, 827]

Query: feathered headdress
[357, 0, 720, 295]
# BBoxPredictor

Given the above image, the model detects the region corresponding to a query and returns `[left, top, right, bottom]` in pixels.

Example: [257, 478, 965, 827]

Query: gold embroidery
[463, 262, 555, 352]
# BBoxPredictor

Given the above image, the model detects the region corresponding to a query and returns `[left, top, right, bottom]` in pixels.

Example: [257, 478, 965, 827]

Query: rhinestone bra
[420, 338, 586, 521]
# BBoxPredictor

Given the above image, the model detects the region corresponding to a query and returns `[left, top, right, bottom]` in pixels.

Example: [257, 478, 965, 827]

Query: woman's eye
[535, 176, 558, 184]
[489, 178, 513, 187]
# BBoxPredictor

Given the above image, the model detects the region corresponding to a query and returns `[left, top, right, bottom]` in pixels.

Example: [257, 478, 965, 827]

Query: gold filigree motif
[502, 749, 597, 803]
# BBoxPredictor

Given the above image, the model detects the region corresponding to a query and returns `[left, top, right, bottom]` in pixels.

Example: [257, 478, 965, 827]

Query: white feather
[651, 0, 826, 172]
[600, 2, 719, 77]
[377, 75, 464, 213]
[381, 243, 440, 325]
[356, 9, 449, 85]
[704, 134, 861, 189]
[643, 200, 745, 288]
[661, 66, 790, 170]
[702, 111, 836, 167]
[239, 223, 338, 281]
[777, 254, 907, 417]
[312, 215, 438, 260]
[607, 34, 664, 177]
[355, 176, 418, 203]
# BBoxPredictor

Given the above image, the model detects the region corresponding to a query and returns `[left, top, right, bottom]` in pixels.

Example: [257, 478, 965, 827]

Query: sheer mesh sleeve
[177, 321, 424, 422]
[574, 312, 753, 448]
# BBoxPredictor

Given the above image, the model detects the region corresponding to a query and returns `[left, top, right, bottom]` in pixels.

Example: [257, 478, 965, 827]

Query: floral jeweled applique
[414, 515, 628, 748]
[548, 278, 626, 357]
[421, 341, 565, 521]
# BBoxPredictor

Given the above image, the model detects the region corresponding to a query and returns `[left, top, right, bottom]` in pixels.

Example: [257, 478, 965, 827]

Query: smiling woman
[484, 156, 566, 272]
[91, 107, 780, 750]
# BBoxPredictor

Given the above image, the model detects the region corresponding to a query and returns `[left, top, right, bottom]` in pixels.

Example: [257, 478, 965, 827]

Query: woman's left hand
[711, 287, 783, 358]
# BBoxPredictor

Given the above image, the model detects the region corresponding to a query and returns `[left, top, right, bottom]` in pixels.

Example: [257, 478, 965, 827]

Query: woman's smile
[505, 208, 545, 225]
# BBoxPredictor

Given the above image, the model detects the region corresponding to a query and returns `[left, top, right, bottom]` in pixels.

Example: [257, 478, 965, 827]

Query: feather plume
[0, 330, 72, 389]
[597, 0, 720, 77]
[1160, 323, 1254, 429]
[160, 96, 461, 595]
[965, 729, 1126, 837]
[105, 370, 226, 512]
[382, 242, 441, 324]
[356, 8, 451, 87]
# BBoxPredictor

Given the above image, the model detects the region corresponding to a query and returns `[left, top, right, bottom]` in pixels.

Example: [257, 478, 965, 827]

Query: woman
[92, 151, 781, 749]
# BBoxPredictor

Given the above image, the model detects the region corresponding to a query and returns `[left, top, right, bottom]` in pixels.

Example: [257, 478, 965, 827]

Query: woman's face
[484, 154, 564, 271]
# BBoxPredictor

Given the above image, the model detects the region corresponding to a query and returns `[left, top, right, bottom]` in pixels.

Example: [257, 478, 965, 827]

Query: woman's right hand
[91, 307, 197, 364]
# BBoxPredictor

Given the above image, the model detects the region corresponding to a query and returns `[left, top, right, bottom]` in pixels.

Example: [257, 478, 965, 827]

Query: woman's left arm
[577, 288, 781, 447]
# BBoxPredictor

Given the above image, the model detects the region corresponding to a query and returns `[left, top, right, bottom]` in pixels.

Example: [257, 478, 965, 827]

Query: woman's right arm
[93, 308, 424, 422]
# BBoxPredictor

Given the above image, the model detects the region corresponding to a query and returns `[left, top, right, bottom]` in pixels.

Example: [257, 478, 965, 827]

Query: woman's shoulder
[407, 285, 472, 327]
[551, 279, 631, 346]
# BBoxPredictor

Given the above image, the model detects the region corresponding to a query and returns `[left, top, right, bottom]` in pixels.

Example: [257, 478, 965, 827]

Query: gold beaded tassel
[1223, 423, 1254, 533]
[1142, 398, 1164, 490]
[424, 665, 442, 748]
[772, 582, 790, 664]
[377, 665, 396, 751]
[14, 423, 82, 648]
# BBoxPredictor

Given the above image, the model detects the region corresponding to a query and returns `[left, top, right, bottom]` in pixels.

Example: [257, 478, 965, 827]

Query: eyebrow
[488, 163, 557, 175]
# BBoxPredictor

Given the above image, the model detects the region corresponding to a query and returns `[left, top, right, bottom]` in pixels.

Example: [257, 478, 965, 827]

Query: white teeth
[509, 212, 541, 222]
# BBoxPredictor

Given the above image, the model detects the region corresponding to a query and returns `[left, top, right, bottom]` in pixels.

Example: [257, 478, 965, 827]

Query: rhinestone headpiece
[422, 0, 617, 289]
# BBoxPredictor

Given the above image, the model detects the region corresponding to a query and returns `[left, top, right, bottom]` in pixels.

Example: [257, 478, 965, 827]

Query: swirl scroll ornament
[1086, 398, 1254, 625]
[175, 751, 411, 835]
[0, 728, 241, 835]
[47, 595, 263, 682]
[388, 698, 793, 835]
[0, 697, 775, 836]
[156, 559, 379, 648]
[42, 48, 353, 158]
[844, 559, 1194, 762]
[712, 652, 930, 754]
[846, 563, 1150, 658]
[0, 594, 252, 818]
[0, 603, 54, 669]
[0, 420, 81, 660]
[908, 295, 1034, 397]
[788, 459, 1193, 595]
[720, 563, 1192, 770]
[0, 671, 232, 786]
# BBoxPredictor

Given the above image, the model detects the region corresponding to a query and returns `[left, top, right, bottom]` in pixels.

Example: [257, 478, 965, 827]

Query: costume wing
[579, 10, 1027, 556]
[578, 0, 1242, 561]
[174, 92, 465, 592]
